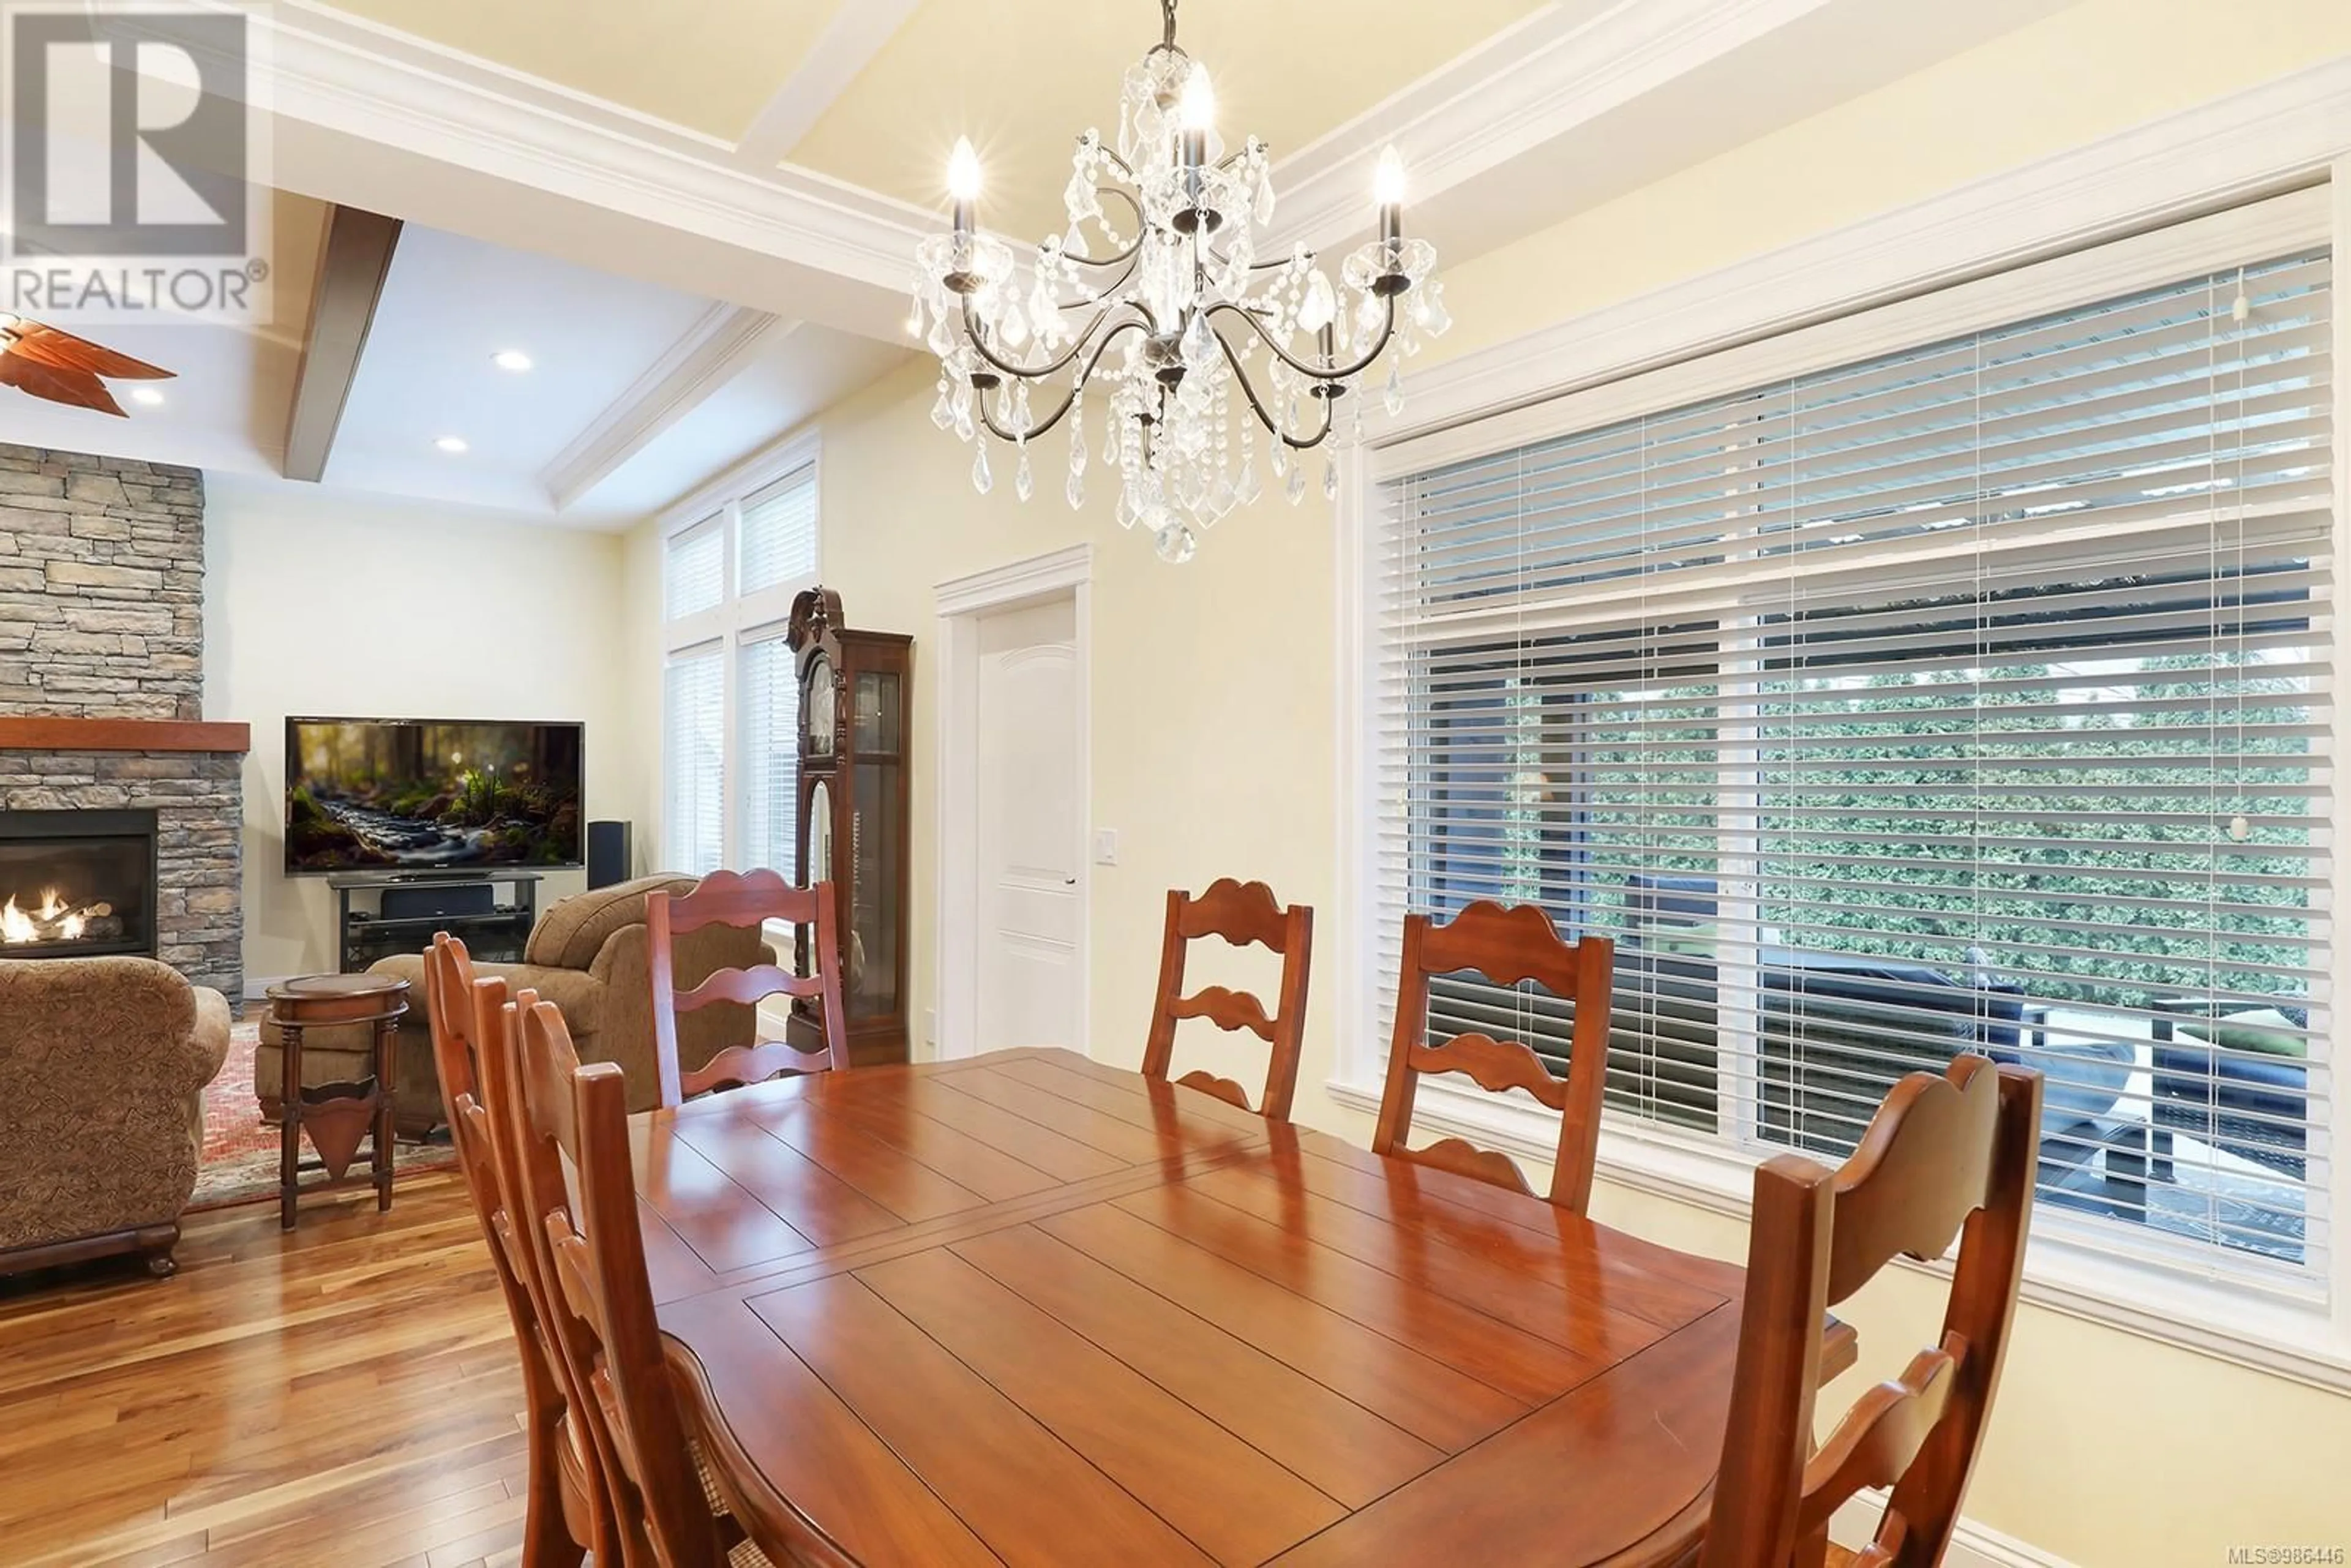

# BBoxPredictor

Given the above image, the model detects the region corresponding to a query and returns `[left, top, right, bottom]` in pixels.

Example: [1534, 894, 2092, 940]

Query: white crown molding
[541, 304, 782, 511]
[1269, 0, 1835, 255]
[247, 3, 934, 330]
[733, 0, 921, 169]
[934, 542, 1095, 618]
[1374, 53, 2351, 448]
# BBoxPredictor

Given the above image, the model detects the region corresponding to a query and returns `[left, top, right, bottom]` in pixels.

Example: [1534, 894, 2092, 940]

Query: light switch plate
[1092, 828, 1119, 866]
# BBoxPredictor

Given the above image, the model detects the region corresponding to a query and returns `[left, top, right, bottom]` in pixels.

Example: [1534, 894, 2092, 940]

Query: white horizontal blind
[664, 646, 724, 877]
[1377, 227, 2333, 1284]
[740, 466, 818, 596]
[738, 631, 800, 874]
[666, 516, 725, 621]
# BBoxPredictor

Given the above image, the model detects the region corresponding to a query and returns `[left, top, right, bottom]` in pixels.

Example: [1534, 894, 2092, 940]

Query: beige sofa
[0, 956, 231, 1279]
[258, 874, 762, 1127]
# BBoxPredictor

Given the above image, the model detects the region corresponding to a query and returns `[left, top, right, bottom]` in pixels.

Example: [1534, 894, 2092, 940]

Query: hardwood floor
[0, 1174, 534, 1567]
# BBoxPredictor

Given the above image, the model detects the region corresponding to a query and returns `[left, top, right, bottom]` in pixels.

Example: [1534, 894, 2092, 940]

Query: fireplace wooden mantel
[0, 717, 250, 754]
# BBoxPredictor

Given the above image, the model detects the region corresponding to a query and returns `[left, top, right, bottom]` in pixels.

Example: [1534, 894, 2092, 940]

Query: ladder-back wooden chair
[647, 868, 847, 1109]
[1373, 901, 1614, 1213]
[422, 936, 613, 1568]
[1140, 879, 1314, 1120]
[1699, 1056, 2042, 1568]
[496, 989, 790, 1567]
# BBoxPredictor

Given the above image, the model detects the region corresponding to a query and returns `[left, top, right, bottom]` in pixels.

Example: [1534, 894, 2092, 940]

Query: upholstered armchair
[0, 956, 232, 1278]
[260, 874, 763, 1128]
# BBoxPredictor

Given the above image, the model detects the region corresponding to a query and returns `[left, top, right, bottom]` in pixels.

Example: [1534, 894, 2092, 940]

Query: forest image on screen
[285, 721, 583, 872]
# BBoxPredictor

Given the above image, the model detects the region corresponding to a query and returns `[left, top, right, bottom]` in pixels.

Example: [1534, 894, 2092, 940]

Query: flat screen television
[284, 717, 585, 874]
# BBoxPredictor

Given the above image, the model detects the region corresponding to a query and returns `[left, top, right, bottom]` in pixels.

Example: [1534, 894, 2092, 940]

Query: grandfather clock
[788, 587, 913, 1066]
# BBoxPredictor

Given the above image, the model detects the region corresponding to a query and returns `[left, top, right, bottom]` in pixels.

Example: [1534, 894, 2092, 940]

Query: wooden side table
[266, 972, 410, 1230]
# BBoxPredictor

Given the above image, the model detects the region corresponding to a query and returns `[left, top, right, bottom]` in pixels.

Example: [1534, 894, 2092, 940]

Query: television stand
[328, 869, 544, 973]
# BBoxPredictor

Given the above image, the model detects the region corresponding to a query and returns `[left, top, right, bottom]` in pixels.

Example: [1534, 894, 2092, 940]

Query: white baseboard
[243, 974, 295, 1003]
[1833, 1494, 2077, 1567]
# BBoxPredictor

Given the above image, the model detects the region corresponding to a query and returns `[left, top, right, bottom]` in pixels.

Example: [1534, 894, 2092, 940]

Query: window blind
[738, 631, 800, 874]
[666, 516, 725, 621]
[740, 466, 818, 596]
[1376, 225, 2333, 1284]
[664, 646, 725, 877]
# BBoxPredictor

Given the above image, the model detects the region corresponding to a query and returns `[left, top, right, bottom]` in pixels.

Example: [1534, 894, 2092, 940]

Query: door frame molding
[933, 543, 1093, 1060]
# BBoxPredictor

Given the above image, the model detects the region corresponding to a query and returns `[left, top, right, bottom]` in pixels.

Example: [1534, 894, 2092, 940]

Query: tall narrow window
[659, 451, 820, 876]
[663, 645, 724, 877]
[738, 632, 799, 871]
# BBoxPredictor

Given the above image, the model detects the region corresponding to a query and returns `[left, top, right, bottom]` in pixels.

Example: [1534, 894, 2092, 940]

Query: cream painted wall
[203, 475, 629, 985]
[611, 3, 2351, 1561]
[1431, 0, 2351, 370]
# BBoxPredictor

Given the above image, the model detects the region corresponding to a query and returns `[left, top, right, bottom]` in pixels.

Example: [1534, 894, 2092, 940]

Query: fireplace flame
[0, 888, 117, 946]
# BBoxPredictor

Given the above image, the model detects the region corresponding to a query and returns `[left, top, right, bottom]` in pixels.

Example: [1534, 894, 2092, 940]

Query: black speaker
[587, 820, 632, 889]
[380, 881, 494, 921]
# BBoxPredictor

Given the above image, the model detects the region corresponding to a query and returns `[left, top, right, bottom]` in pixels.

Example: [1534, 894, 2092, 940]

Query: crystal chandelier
[912, 0, 1449, 563]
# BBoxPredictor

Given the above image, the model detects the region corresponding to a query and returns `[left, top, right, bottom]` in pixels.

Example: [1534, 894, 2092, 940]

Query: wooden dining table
[632, 1046, 1831, 1566]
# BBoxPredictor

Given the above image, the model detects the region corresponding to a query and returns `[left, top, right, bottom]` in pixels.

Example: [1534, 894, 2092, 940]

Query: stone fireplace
[0, 444, 243, 997]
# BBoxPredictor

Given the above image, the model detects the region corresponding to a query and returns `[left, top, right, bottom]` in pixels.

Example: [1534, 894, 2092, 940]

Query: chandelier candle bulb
[947, 136, 981, 238]
[1376, 146, 1407, 246]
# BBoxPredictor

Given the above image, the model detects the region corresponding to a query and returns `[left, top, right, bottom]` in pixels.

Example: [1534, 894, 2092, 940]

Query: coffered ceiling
[3, 0, 2088, 530]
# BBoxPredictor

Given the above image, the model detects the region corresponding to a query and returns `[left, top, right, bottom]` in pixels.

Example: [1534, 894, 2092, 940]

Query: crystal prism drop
[1180, 310, 1216, 369]
[1235, 458, 1261, 505]
[1420, 280, 1452, 336]
[1015, 445, 1033, 501]
[1285, 462, 1307, 505]
[1384, 358, 1405, 418]
[1153, 520, 1198, 565]
[1298, 269, 1337, 332]
[1323, 456, 1338, 501]
[972, 440, 992, 495]
[1065, 466, 1085, 509]
[929, 380, 953, 430]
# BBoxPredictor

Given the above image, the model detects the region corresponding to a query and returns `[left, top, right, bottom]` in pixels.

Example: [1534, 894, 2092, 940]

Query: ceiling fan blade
[0, 352, 127, 416]
[6, 321, 174, 380]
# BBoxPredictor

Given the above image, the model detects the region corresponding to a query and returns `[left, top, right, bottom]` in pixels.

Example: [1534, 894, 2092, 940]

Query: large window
[661, 456, 819, 876]
[1367, 198, 2334, 1292]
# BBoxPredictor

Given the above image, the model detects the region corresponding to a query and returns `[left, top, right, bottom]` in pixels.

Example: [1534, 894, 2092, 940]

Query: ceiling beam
[732, 0, 921, 168]
[244, 4, 927, 343]
[539, 304, 784, 511]
[281, 203, 401, 483]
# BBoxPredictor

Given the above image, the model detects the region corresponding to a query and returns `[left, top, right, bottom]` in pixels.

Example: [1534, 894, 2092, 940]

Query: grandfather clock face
[804, 650, 836, 756]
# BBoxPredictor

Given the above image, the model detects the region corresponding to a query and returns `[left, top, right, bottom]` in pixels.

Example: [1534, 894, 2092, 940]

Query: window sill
[1324, 1075, 2351, 1396]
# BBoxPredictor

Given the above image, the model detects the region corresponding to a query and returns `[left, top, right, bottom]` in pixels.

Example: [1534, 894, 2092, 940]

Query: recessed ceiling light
[434, 435, 470, 454]
[129, 387, 164, 407]
[492, 350, 533, 372]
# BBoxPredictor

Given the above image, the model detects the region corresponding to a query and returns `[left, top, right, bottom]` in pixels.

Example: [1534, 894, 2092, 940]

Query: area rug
[192, 1018, 456, 1212]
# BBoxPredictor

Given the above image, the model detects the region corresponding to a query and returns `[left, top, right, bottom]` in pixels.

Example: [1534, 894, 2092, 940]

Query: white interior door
[973, 595, 1082, 1050]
